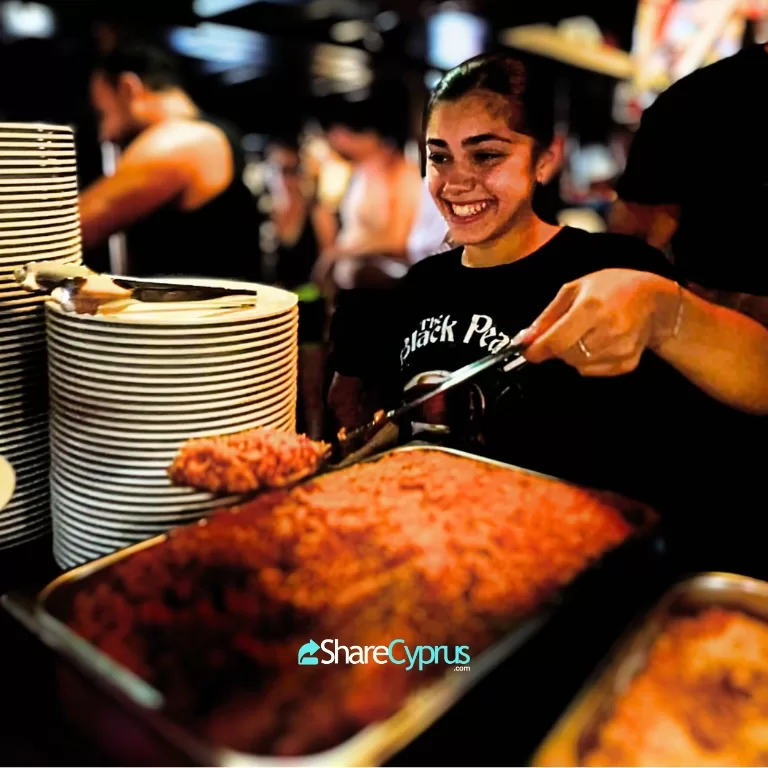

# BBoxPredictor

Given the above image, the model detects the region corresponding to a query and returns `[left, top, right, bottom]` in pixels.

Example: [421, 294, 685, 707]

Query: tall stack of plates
[48, 280, 299, 568]
[0, 123, 82, 552]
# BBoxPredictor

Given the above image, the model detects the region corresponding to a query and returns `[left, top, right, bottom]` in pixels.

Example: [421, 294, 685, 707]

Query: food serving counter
[1, 444, 676, 766]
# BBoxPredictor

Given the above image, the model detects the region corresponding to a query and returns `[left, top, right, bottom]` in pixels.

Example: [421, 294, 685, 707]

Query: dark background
[0, 0, 642, 190]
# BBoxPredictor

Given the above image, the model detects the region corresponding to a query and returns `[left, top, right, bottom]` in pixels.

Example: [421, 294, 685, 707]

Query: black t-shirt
[334, 228, 759, 532]
[616, 44, 768, 294]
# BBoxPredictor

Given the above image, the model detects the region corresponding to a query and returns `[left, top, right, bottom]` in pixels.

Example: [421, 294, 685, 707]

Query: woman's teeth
[450, 201, 489, 218]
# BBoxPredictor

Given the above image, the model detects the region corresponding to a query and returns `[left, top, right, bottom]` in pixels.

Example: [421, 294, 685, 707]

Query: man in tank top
[79, 42, 261, 282]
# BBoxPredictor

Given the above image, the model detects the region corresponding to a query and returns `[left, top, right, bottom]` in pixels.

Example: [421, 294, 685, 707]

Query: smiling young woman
[424, 59, 562, 263]
[328, 54, 764, 577]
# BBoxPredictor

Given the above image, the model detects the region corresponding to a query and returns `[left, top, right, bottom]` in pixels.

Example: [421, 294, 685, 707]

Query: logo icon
[297, 639, 320, 665]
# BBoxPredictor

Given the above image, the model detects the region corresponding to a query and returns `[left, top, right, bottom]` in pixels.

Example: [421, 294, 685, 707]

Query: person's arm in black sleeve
[609, 94, 683, 253]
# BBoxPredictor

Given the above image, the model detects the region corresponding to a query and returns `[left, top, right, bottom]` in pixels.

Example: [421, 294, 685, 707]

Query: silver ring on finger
[578, 338, 592, 358]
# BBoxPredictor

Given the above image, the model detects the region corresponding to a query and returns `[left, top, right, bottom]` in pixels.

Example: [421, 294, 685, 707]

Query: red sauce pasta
[168, 427, 329, 493]
[69, 450, 639, 756]
[586, 608, 768, 767]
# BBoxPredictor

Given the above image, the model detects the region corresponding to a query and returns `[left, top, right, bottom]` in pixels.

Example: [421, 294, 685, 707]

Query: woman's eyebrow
[462, 133, 514, 146]
[426, 134, 515, 148]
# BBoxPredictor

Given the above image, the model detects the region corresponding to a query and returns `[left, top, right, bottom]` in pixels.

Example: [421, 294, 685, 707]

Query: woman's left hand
[520, 269, 678, 376]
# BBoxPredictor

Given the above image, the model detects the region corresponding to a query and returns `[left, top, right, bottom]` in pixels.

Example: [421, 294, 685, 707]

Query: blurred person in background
[609, 41, 768, 326]
[79, 41, 261, 281]
[315, 93, 427, 429]
[312, 95, 423, 285]
[265, 136, 337, 439]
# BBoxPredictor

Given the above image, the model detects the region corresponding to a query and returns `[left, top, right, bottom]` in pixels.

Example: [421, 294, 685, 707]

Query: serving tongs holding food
[329, 338, 529, 467]
[14, 262, 258, 315]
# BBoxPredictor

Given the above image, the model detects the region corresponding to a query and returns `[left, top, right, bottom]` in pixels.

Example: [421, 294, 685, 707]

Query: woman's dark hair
[95, 42, 183, 92]
[426, 55, 555, 149]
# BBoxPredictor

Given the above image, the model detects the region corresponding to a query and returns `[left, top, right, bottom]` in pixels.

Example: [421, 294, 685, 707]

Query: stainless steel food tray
[2, 444, 658, 767]
[531, 571, 768, 766]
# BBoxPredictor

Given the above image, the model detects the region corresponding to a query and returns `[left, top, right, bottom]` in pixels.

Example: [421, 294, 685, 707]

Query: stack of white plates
[0, 123, 83, 552]
[48, 280, 299, 568]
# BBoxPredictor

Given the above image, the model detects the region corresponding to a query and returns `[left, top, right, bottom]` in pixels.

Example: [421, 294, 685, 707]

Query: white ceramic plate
[0, 146, 75, 156]
[1, 484, 49, 513]
[51, 507, 155, 550]
[0, 195, 78, 210]
[50, 379, 295, 419]
[0, 195, 78, 209]
[46, 278, 297, 326]
[49, 437, 172, 474]
[0, 511, 50, 539]
[0, 210, 79, 228]
[0, 250, 81, 272]
[53, 524, 114, 559]
[50, 445, 181, 486]
[46, 346, 298, 386]
[0, 521, 50, 551]
[49, 379, 295, 415]
[51, 477, 234, 517]
[49, 408, 294, 455]
[47, 307, 298, 340]
[51, 501, 199, 535]
[46, 338, 297, 374]
[51, 459, 227, 503]
[0, 236, 81, 258]
[46, 323, 297, 357]
[51, 395, 294, 435]
[51, 512, 214, 547]
[46, 316, 299, 349]
[47, 365, 296, 403]
[51, 479, 238, 521]
[0, 224, 80, 242]
[0, 229, 81, 249]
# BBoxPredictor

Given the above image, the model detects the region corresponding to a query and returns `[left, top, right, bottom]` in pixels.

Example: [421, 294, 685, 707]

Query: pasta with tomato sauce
[69, 450, 642, 756]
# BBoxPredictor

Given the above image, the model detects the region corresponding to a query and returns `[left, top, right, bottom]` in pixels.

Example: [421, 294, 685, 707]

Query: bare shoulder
[390, 158, 422, 199]
[121, 119, 229, 166]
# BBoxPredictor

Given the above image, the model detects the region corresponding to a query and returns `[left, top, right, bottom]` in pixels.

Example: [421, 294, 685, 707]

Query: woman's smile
[443, 199, 495, 225]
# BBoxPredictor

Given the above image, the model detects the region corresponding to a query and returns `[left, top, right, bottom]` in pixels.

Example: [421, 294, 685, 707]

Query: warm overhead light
[313, 42, 369, 64]
[330, 20, 367, 43]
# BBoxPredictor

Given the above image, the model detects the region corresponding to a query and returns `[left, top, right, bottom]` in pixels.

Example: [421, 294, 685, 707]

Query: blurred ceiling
[2, 0, 639, 138]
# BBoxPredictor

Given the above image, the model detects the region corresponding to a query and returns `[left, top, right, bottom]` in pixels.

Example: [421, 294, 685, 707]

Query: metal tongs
[330, 339, 529, 467]
[14, 262, 259, 313]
